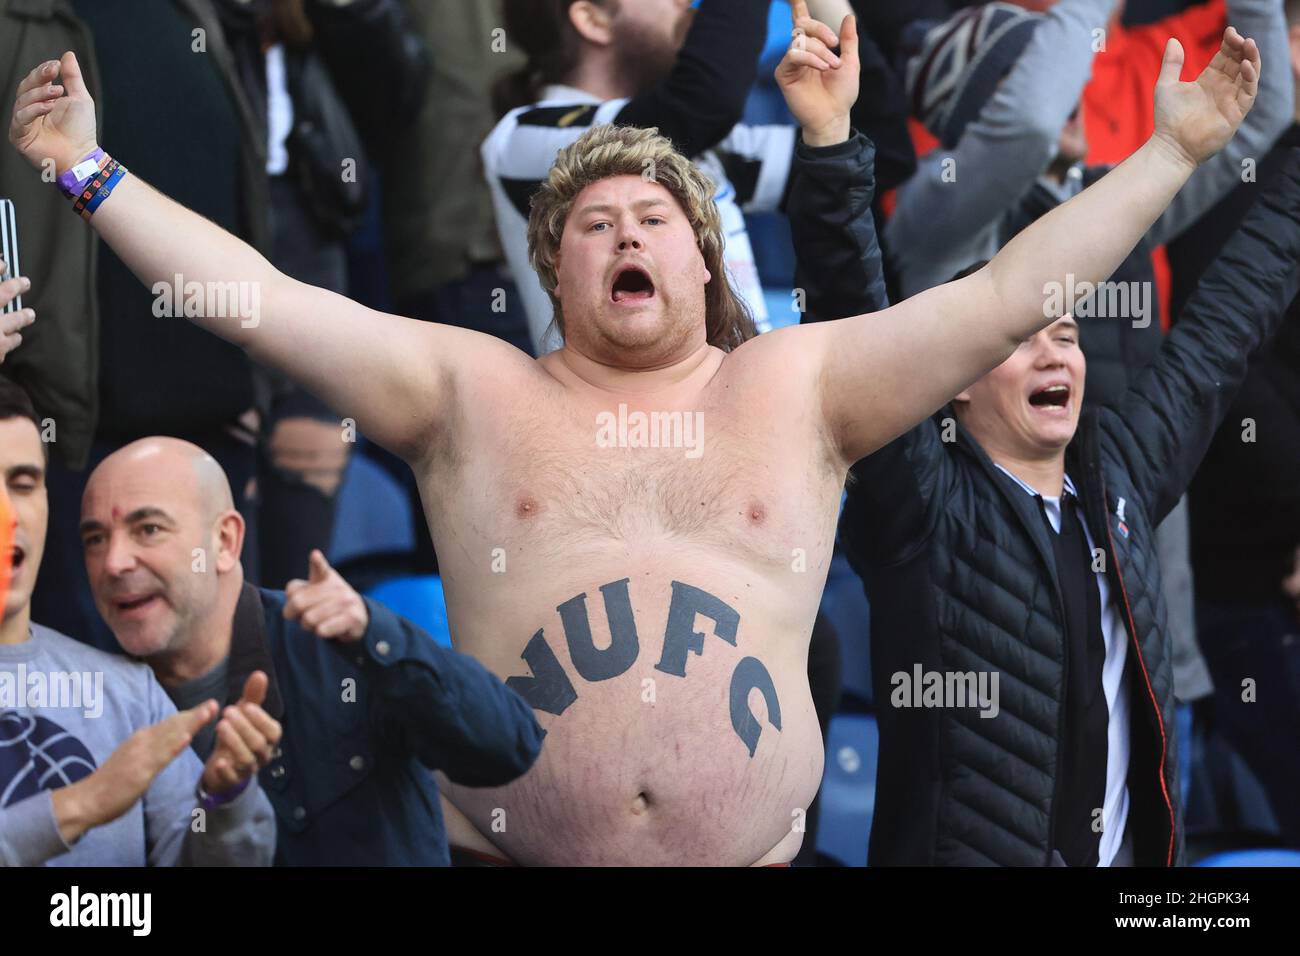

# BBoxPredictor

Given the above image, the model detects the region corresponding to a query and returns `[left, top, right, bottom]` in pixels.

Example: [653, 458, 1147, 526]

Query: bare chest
[437, 396, 839, 571]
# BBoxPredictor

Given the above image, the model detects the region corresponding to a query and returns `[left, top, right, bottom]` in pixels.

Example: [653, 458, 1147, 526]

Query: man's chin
[596, 311, 671, 347]
[106, 611, 173, 659]
[1031, 424, 1077, 453]
[2, 590, 30, 628]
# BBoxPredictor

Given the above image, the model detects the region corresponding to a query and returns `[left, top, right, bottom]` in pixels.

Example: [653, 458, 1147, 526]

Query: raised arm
[8, 53, 516, 462]
[1111, 148, 1300, 527]
[800, 26, 1261, 465]
[612, 0, 772, 158]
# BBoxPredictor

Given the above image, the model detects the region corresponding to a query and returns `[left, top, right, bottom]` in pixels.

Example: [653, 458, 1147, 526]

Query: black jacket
[1169, 124, 1300, 604]
[794, 136, 1300, 865]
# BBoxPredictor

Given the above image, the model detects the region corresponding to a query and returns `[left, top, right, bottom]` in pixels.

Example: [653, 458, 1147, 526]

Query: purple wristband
[196, 774, 252, 811]
[56, 147, 105, 199]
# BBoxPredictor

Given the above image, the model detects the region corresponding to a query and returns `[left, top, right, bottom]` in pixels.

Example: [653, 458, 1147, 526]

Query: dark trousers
[1197, 597, 1300, 847]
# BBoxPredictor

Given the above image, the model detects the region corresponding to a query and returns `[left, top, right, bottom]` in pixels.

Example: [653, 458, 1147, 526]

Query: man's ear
[953, 389, 972, 406]
[569, 0, 615, 46]
[213, 510, 245, 574]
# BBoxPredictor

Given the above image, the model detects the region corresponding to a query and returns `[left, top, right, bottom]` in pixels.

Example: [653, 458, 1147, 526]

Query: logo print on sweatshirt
[0, 711, 97, 807]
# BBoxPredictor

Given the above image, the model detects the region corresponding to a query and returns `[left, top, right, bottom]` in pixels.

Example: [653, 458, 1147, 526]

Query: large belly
[439, 557, 827, 866]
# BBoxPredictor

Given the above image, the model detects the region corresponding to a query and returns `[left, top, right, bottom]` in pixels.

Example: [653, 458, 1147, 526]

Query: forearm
[615, 0, 770, 157]
[86, 172, 281, 351]
[791, 132, 890, 321]
[0, 792, 76, 865]
[887, 0, 1115, 270]
[357, 602, 544, 783]
[1118, 148, 1300, 519]
[985, 136, 1195, 344]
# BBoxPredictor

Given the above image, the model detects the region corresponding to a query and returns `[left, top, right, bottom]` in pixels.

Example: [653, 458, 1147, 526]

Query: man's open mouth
[9, 545, 23, 571]
[611, 265, 655, 304]
[1028, 383, 1071, 411]
[114, 594, 161, 615]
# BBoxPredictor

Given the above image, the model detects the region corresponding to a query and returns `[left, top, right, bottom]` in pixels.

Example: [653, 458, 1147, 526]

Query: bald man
[79, 437, 543, 866]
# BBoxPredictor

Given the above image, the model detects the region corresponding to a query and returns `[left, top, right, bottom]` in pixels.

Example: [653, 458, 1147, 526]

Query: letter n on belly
[506, 630, 578, 716]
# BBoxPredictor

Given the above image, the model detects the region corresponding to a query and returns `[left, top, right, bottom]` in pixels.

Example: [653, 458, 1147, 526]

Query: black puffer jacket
[794, 140, 1300, 865]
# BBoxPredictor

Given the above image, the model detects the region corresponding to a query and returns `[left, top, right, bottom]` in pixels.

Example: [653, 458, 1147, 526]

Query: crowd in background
[1, 0, 1298, 865]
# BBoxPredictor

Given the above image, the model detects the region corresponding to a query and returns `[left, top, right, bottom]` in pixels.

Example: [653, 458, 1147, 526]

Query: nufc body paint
[505, 578, 781, 756]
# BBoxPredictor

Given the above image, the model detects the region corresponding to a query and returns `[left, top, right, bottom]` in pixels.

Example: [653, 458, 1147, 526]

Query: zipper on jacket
[1098, 475, 1176, 867]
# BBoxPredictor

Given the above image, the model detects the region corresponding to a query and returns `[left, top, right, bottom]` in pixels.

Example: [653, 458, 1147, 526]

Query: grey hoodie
[0, 624, 274, 866]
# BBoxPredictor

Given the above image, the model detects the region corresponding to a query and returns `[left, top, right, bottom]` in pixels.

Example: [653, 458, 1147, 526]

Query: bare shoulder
[715, 324, 826, 394]
[399, 321, 552, 465]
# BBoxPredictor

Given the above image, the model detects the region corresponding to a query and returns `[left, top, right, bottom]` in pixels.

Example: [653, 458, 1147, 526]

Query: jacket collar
[945, 405, 1107, 596]
[227, 582, 285, 720]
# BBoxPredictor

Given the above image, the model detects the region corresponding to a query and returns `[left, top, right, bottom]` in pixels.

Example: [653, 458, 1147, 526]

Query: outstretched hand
[774, 0, 860, 147]
[8, 51, 99, 174]
[283, 549, 370, 642]
[1152, 27, 1259, 169]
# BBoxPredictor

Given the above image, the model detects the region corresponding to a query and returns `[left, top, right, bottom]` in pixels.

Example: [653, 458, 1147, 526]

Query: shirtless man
[9, 7, 1261, 864]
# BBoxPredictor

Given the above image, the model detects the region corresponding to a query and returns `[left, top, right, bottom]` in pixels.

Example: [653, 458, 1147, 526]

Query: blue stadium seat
[764, 288, 801, 329]
[1196, 849, 1300, 867]
[814, 712, 878, 866]
[365, 575, 453, 648]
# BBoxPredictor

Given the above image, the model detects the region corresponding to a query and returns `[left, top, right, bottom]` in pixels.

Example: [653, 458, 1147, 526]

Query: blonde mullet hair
[526, 124, 756, 351]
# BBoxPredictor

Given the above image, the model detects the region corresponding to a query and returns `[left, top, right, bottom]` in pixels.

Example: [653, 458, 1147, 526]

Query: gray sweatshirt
[0, 623, 274, 866]
[885, 0, 1293, 297]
